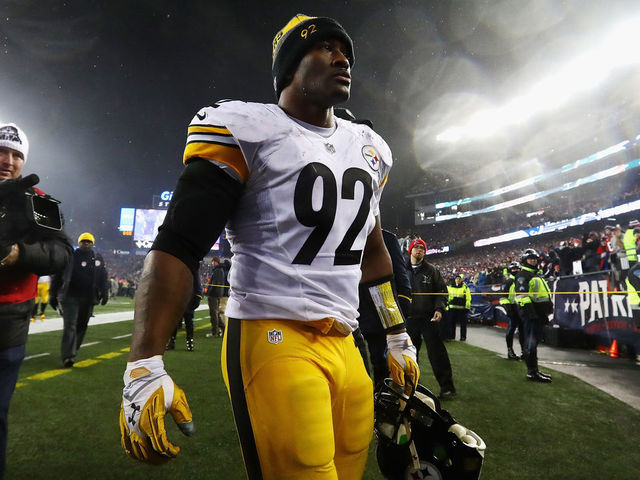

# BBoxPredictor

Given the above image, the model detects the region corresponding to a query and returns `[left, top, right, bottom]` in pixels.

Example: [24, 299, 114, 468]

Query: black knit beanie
[272, 14, 354, 99]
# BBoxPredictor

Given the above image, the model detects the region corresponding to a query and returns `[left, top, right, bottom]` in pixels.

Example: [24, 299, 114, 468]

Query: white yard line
[24, 352, 50, 361]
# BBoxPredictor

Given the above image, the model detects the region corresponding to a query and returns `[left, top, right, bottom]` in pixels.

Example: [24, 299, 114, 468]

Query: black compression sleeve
[151, 159, 243, 274]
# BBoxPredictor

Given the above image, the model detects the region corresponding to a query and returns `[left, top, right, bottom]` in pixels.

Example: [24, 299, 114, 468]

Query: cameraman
[0, 123, 72, 479]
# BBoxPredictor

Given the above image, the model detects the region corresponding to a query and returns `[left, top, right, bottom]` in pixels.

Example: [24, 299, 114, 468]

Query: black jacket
[582, 236, 600, 273]
[0, 182, 72, 349]
[557, 245, 584, 276]
[50, 248, 109, 305]
[407, 261, 448, 318]
[206, 264, 227, 298]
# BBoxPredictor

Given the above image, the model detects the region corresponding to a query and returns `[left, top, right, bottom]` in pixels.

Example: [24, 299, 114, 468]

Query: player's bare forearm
[360, 218, 393, 284]
[128, 250, 193, 361]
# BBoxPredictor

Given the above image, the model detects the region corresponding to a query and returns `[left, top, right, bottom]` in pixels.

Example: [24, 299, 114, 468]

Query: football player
[119, 14, 419, 479]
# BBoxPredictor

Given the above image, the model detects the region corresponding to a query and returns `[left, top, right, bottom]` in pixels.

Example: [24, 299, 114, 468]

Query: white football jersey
[183, 100, 393, 332]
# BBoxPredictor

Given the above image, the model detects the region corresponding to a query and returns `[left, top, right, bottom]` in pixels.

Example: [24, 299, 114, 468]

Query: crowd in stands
[100, 252, 145, 298]
[96, 217, 638, 300]
[415, 170, 640, 249]
[400, 219, 639, 287]
[99, 251, 227, 299]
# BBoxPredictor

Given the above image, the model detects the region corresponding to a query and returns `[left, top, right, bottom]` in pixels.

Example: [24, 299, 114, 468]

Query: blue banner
[468, 283, 501, 322]
[552, 273, 639, 345]
[464, 275, 640, 347]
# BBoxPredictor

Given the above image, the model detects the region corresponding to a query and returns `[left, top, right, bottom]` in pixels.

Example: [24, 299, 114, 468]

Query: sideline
[464, 324, 640, 411]
[29, 309, 639, 411]
[28, 305, 209, 334]
[17, 307, 211, 389]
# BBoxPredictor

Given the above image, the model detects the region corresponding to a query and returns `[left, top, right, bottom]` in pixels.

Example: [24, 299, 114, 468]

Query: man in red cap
[406, 238, 457, 399]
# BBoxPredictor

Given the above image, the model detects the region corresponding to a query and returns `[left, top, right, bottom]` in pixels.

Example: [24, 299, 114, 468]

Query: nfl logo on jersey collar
[361, 145, 381, 171]
[268, 329, 283, 344]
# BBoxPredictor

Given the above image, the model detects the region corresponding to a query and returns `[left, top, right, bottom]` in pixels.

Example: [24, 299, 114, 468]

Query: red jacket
[0, 187, 44, 304]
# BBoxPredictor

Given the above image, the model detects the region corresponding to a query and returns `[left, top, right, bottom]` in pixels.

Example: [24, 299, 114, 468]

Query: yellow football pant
[222, 318, 373, 480]
[35, 282, 50, 304]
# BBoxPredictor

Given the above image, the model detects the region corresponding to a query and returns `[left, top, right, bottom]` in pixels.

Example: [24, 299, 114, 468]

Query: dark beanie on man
[271, 14, 354, 99]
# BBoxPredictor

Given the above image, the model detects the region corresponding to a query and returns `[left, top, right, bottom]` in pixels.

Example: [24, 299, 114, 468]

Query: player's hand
[386, 331, 419, 394]
[431, 310, 442, 322]
[49, 297, 58, 311]
[0, 243, 18, 268]
[120, 356, 195, 464]
[100, 295, 108, 306]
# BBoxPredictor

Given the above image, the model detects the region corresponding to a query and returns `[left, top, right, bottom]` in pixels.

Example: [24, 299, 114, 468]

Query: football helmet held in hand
[374, 379, 485, 480]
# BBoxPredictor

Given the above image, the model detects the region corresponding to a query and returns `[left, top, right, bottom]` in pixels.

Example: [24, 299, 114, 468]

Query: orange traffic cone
[609, 339, 619, 358]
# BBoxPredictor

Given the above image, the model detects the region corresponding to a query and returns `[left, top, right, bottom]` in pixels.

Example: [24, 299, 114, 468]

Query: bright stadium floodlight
[434, 138, 631, 209]
[604, 19, 640, 67]
[436, 127, 462, 143]
[435, 156, 640, 222]
[436, 17, 640, 143]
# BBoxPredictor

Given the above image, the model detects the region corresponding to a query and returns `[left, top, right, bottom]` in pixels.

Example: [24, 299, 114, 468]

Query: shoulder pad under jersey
[190, 100, 287, 144]
[336, 117, 393, 170]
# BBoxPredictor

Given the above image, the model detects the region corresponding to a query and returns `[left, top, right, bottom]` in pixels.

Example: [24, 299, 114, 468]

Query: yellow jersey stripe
[184, 141, 250, 182]
[188, 125, 233, 136]
[380, 172, 389, 188]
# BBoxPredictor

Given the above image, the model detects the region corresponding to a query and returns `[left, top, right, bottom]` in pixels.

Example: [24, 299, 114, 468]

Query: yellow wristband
[368, 280, 405, 330]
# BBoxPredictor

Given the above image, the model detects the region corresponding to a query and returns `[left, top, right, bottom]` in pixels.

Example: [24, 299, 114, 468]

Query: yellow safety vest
[447, 284, 471, 309]
[500, 274, 516, 305]
[515, 268, 552, 307]
[623, 228, 638, 262]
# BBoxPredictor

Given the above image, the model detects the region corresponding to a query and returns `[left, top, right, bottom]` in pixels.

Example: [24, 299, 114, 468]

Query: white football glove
[120, 355, 195, 464]
[386, 331, 420, 393]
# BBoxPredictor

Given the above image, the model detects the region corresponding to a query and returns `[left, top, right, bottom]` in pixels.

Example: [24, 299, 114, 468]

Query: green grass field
[7, 300, 640, 479]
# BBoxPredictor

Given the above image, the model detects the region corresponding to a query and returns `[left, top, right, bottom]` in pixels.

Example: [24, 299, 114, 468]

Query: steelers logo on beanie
[272, 14, 354, 99]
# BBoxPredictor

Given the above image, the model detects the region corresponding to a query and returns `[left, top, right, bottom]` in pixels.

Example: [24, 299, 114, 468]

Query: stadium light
[435, 139, 631, 209]
[474, 198, 640, 247]
[437, 17, 640, 143]
[436, 156, 640, 222]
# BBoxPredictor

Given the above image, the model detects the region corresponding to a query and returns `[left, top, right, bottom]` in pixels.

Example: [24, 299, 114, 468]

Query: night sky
[2, 0, 639, 244]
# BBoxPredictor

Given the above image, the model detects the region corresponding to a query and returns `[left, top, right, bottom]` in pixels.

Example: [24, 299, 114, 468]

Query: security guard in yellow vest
[514, 249, 554, 382]
[499, 262, 524, 360]
[623, 223, 640, 266]
[446, 274, 471, 341]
